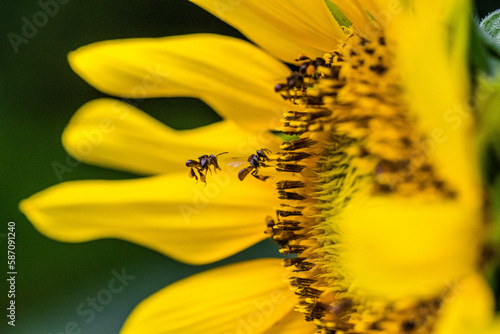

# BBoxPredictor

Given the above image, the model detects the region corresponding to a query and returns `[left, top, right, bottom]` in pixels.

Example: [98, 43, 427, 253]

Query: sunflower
[20, 0, 500, 333]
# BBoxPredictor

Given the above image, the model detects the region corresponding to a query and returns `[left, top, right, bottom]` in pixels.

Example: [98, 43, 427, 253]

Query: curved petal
[338, 196, 482, 299]
[20, 173, 279, 265]
[68, 34, 292, 132]
[190, 0, 345, 63]
[120, 259, 296, 334]
[62, 98, 281, 175]
[262, 308, 317, 334]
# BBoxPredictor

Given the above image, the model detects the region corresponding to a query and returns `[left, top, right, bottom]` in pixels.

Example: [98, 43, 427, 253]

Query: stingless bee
[186, 152, 228, 185]
[234, 149, 272, 182]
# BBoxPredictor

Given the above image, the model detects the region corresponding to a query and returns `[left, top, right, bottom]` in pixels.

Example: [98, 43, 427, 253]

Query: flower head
[20, 0, 500, 333]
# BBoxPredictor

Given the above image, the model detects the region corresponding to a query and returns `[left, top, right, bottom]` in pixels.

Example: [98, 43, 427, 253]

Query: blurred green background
[0, 1, 499, 333]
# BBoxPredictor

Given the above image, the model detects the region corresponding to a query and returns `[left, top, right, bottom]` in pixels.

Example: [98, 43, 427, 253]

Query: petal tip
[67, 48, 85, 76]
[18, 198, 32, 217]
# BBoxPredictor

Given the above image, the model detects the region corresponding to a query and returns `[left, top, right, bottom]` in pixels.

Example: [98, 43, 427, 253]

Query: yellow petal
[120, 259, 296, 334]
[20, 173, 279, 265]
[190, 0, 345, 63]
[62, 98, 281, 175]
[329, 1, 370, 28]
[68, 34, 292, 132]
[338, 196, 482, 299]
[353, 0, 396, 16]
[393, 0, 480, 205]
[434, 274, 496, 334]
[263, 308, 317, 334]
[324, 0, 398, 33]
[485, 319, 500, 334]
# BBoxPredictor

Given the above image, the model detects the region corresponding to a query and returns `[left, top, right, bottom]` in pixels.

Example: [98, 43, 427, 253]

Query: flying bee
[186, 152, 228, 185]
[233, 149, 272, 182]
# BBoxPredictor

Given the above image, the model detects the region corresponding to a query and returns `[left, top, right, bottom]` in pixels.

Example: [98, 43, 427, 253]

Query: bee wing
[226, 157, 248, 168]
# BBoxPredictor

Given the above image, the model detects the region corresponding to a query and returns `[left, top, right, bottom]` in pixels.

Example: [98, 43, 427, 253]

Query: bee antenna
[217, 152, 229, 156]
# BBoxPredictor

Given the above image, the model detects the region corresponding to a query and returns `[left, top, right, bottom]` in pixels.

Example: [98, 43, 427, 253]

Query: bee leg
[262, 149, 274, 161]
[213, 160, 222, 173]
[198, 169, 207, 187]
[189, 168, 198, 184]
[251, 169, 271, 182]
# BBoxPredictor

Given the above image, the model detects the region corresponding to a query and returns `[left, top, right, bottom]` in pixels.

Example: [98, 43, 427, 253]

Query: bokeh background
[0, 1, 499, 333]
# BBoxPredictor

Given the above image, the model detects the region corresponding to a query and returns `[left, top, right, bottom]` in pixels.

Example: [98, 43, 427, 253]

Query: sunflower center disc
[270, 32, 456, 334]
